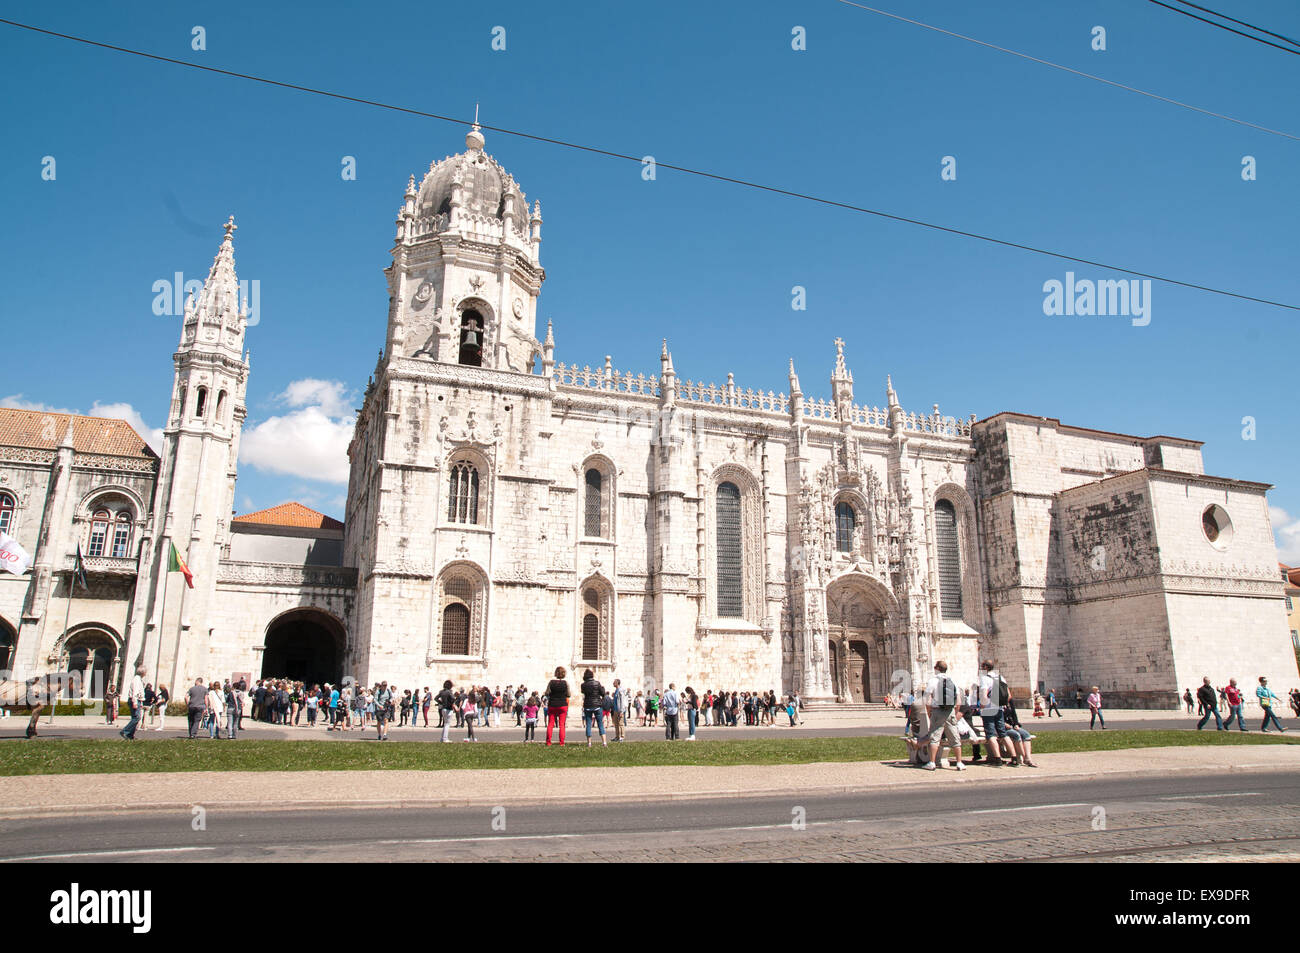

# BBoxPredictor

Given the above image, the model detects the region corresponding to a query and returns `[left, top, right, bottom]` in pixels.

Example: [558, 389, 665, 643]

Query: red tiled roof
[233, 502, 343, 530]
[0, 407, 156, 459]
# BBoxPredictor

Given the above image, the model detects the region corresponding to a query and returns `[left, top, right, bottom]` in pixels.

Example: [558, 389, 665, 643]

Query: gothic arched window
[87, 509, 111, 557]
[582, 587, 601, 659]
[584, 468, 603, 538]
[216, 390, 228, 427]
[835, 501, 856, 553]
[448, 462, 480, 524]
[110, 512, 132, 559]
[0, 492, 14, 536]
[194, 386, 208, 420]
[441, 603, 470, 656]
[458, 309, 484, 367]
[935, 499, 963, 619]
[716, 481, 743, 618]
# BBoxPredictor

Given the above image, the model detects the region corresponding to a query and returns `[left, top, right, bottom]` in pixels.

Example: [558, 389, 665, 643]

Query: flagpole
[153, 548, 169, 692]
[51, 575, 73, 726]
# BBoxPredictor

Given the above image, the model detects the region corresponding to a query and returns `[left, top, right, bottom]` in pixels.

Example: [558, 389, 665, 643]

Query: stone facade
[2, 128, 1295, 707]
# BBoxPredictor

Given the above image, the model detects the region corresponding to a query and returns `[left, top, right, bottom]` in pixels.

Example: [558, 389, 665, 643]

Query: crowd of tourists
[98, 661, 1294, 746]
[104, 667, 807, 744]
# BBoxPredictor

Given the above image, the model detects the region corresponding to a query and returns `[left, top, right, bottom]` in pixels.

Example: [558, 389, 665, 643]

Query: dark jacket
[1197, 684, 1218, 709]
[580, 677, 605, 709]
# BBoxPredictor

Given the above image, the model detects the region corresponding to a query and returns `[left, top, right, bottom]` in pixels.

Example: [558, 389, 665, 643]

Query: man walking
[1046, 689, 1062, 717]
[662, 682, 680, 740]
[1222, 678, 1247, 731]
[119, 665, 147, 740]
[610, 678, 626, 742]
[1257, 676, 1286, 732]
[1196, 676, 1224, 730]
[186, 677, 207, 738]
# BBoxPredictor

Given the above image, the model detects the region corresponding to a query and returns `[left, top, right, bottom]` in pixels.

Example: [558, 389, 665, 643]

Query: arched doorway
[261, 609, 345, 688]
[63, 628, 120, 698]
[826, 577, 895, 703]
[0, 618, 15, 675]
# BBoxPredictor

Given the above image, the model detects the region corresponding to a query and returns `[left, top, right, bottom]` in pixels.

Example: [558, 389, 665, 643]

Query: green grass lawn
[1, 730, 1296, 776]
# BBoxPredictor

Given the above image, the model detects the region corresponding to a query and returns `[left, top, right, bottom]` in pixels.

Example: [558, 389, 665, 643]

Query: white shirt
[978, 672, 1001, 717]
[924, 675, 956, 707]
[129, 674, 145, 705]
[206, 688, 224, 715]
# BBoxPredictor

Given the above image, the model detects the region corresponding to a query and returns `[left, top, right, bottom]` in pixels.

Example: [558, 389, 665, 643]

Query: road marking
[1157, 792, 1262, 800]
[0, 845, 215, 862]
[966, 802, 1088, 815]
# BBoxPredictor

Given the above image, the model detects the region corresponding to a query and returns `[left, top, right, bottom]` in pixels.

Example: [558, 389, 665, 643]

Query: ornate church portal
[826, 579, 891, 702]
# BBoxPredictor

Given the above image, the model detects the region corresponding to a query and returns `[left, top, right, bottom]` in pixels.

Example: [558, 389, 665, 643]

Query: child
[523, 693, 540, 742]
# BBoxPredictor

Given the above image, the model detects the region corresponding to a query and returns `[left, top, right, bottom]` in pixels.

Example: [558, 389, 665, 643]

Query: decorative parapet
[63, 554, 137, 575]
[217, 560, 358, 589]
[0, 447, 56, 466]
[554, 362, 661, 397]
[74, 453, 160, 474]
[553, 358, 974, 437]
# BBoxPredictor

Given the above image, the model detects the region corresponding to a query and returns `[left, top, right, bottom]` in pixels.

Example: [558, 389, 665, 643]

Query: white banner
[0, 532, 32, 576]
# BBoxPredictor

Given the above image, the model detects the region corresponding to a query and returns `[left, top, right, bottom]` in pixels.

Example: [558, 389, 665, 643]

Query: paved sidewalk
[1, 740, 1295, 818]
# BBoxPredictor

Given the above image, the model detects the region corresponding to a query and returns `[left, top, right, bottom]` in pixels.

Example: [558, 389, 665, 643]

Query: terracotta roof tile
[0, 407, 157, 459]
[233, 501, 344, 530]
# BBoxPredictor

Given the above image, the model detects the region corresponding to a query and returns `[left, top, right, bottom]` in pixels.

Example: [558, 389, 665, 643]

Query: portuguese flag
[168, 542, 194, 588]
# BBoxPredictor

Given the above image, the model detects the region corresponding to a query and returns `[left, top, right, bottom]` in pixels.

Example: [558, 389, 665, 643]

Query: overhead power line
[1149, 0, 1300, 56]
[1, 16, 1297, 313]
[832, 0, 1300, 139]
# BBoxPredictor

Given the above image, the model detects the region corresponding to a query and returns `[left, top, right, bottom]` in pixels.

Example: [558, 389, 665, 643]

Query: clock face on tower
[512, 297, 524, 319]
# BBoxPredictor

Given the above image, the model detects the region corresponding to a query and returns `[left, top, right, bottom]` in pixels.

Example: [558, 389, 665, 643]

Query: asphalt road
[4, 769, 1297, 862]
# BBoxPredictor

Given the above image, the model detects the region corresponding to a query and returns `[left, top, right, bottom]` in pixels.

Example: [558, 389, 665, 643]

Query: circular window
[1201, 504, 1233, 551]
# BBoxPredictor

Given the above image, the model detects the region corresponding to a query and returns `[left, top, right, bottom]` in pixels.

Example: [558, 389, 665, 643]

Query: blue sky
[1, 0, 1297, 556]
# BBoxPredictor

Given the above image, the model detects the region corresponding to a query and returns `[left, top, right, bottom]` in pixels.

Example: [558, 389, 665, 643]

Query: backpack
[936, 676, 957, 708]
[998, 678, 1010, 707]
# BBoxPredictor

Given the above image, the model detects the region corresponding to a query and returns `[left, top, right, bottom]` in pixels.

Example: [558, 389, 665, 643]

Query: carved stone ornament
[413, 280, 434, 305]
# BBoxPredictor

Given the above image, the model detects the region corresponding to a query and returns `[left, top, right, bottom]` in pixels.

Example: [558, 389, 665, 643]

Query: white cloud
[1270, 506, 1300, 565]
[240, 380, 356, 484]
[2, 394, 162, 453]
[0, 394, 74, 415]
[280, 379, 354, 418]
[88, 401, 164, 452]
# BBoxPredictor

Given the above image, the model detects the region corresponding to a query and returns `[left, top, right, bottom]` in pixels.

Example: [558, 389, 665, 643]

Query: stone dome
[416, 127, 528, 224]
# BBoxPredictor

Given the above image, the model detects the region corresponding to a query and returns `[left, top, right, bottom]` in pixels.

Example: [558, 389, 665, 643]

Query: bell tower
[386, 123, 545, 373]
[138, 217, 249, 685]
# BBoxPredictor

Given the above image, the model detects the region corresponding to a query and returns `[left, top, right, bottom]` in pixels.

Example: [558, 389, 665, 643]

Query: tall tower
[387, 124, 545, 372]
[344, 125, 547, 687]
[136, 218, 249, 686]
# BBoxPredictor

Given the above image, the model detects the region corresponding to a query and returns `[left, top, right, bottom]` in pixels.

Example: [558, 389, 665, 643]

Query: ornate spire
[833, 337, 848, 380]
[788, 358, 802, 395]
[194, 216, 241, 326]
[886, 374, 898, 408]
[466, 103, 485, 151]
[544, 320, 555, 349]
